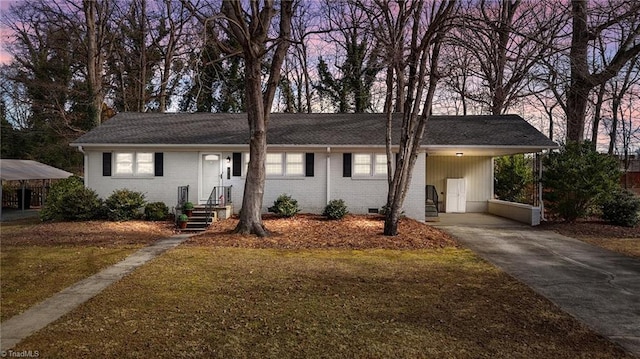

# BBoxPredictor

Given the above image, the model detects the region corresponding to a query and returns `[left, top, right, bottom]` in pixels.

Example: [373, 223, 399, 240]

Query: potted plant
[182, 201, 194, 217]
[177, 214, 189, 229]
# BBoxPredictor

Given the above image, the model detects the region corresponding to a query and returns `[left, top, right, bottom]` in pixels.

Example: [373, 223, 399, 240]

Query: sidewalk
[0, 233, 193, 351]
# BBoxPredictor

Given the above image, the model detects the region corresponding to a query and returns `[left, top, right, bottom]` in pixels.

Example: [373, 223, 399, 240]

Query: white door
[446, 178, 466, 213]
[200, 153, 221, 202]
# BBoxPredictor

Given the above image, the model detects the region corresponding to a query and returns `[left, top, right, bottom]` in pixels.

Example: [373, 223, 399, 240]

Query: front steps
[177, 205, 233, 232]
[425, 200, 439, 222]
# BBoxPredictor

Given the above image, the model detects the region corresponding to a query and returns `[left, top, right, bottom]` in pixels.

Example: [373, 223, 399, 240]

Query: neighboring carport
[0, 159, 73, 217]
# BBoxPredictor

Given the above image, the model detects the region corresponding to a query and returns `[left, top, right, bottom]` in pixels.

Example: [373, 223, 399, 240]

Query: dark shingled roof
[71, 112, 557, 148]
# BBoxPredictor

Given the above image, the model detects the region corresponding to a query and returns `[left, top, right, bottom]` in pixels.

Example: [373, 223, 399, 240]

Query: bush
[144, 202, 169, 221]
[601, 190, 640, 227]
[40, 176, 102, 221]
[268, 194, 300, 218]
[494, 154, 533, 203]
[543, 141, 620, 222]
[323, 199, 348, 220]
[104, 189, 146, 221]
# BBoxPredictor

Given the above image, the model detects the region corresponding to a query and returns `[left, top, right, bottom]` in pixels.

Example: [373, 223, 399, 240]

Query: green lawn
[13, 247, 632, 358]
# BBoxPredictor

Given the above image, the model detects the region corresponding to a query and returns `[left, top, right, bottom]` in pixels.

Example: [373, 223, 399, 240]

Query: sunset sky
[0, 0, 14, 64]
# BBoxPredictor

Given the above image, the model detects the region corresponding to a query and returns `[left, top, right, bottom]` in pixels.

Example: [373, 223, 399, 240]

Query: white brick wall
[86, 150, 199, 211]
[85, 149, 426, 220]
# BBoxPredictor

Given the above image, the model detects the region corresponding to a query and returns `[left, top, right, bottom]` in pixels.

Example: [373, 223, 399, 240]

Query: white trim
[198, 152, 222, 203]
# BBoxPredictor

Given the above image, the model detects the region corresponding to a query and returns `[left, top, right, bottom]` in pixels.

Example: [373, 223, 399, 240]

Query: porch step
[178, 206, 217, 232]
[425, 204, 438, 216]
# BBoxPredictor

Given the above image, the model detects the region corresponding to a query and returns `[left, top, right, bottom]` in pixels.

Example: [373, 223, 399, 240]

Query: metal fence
[2, 182, 49, 208]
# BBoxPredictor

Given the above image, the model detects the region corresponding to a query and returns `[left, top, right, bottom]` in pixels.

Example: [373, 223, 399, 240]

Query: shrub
[144, 202, 169, 221]
[542, 141, 620, 222]
[177, 214, 189, 222]
[323, 199, 348, 220]
[40, 176, 102, 221]
[268, 194, 300, 218]
[104, 189, 146, 221]
[494, 154, 534, 203]
[601, 190, 640, 227]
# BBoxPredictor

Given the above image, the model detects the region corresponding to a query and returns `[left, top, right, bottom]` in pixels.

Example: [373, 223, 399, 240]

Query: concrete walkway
[0, 233, 193, 351]
[434, 214, 640, 357]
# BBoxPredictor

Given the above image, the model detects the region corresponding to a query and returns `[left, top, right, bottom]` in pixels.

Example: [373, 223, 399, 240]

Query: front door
[200, 153, 221, 202]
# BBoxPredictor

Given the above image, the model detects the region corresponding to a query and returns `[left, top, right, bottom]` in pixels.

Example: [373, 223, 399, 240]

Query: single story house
[70, 113, 557, 224]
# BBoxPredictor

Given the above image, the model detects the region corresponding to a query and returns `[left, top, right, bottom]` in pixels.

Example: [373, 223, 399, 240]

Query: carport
[0, 159, 73, 217]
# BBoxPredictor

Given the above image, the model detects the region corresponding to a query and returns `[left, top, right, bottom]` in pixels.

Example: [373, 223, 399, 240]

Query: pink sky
[0, 0, 15, 65]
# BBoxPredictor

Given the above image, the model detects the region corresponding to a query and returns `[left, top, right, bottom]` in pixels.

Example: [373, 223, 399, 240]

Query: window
[286, 153, 304, 176]
[374, 154, 388, 175]
[266, 153, 283, 176]
[353, 154, 372, 176]
[114, 152, 154, 176]
[353, 153, 388, 176]
[265, 153, 305, 176]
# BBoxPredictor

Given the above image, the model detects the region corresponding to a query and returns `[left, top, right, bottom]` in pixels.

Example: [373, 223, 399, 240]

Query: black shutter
[154, 153, 164, 176]
[305, 153, 314, 177]
[102, 152, 112, 176]
[232, 152, 242, 177]
[343, 153, 352, 177]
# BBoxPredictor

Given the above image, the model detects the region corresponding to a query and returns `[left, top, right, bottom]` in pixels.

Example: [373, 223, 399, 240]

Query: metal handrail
[426, 185, 439, 214]
[176, 185, 189, 225]
[204, 186, 233, 227]
[177, 185, 189, 209]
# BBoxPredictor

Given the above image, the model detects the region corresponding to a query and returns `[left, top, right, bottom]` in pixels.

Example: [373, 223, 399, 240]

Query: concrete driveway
[433, 213, 640, 357]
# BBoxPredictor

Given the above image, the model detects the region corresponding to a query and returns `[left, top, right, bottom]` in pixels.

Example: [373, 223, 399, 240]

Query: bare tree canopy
[566, 0, 640, 142]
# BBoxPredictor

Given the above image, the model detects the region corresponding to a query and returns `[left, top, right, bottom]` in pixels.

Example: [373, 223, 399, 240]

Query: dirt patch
[188, 214, 458, 250]
[538, 219, 640, 258]
[538, 219, 640, 238]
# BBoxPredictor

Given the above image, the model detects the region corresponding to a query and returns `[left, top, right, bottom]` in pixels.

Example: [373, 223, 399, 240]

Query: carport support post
[536, 152, 545, 220]
[20, 180, 26, 212]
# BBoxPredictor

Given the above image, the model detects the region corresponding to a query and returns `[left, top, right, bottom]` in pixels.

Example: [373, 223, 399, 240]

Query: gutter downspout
[77, 146, 88, 188]
[326, 147, 331, 204]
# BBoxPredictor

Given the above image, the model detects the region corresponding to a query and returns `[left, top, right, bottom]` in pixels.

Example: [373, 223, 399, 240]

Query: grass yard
[3, 215, 636, 357]
[0, 218, 174, 321]
[13, 246, 632, 358]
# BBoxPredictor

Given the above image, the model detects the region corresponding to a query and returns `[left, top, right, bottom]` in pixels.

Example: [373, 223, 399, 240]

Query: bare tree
[604, 56, 640, 154]
[83, 0, 114, 126]
[184, 0, 294, 236]
[565, 0, 640, 141]
[449, 0, 566, 115]
[366, 0, 456, 235]
[153, 0, 197, 112]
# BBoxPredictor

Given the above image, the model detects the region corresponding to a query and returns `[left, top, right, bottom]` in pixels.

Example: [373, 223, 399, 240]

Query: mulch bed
[188, 214, 459, 250]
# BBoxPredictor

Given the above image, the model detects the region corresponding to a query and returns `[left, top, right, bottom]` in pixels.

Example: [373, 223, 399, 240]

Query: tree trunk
[565, 0, 640, 142]
[591, 83, 605, 149]
[224, 0, 293, 237]
[234, 57, 268, 237]
[608, 95, 620, 155]
[83, 0, 103, 128]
